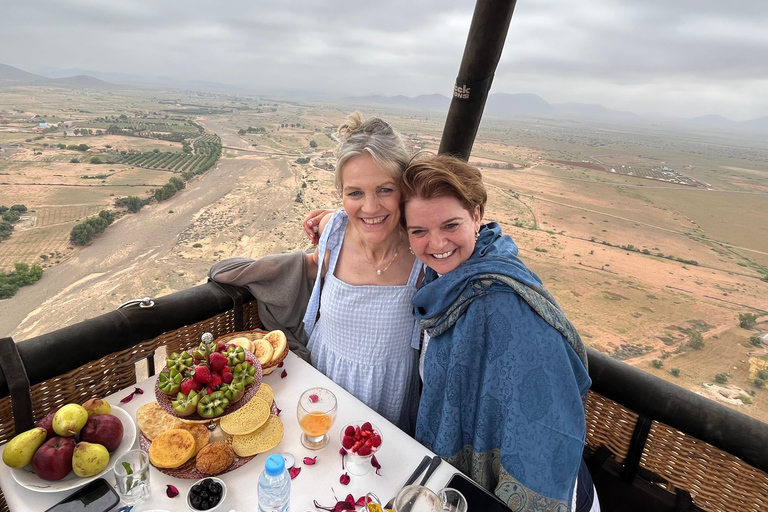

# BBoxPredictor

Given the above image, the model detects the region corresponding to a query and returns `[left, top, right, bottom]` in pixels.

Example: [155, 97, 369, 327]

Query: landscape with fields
[1, 79, 767, 423]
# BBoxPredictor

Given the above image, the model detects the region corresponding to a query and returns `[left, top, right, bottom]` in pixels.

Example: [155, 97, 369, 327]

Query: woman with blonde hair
[301, 112, 422, 432]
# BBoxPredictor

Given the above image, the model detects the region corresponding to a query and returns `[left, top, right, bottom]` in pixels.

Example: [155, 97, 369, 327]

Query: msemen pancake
[136, 402, 182, 441]
[177, 422, 210, 456]
[220, 396, 270, 435]
[149, 428, 196, 468]
[231, 415, 283, 457]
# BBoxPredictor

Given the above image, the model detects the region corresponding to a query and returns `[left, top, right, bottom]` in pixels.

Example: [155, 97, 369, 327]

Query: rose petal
[166, 484, 179, 498]
[339, 473, 350, 485]
[289, 467, 301, 479]
[303, 456, 317, 465]
[344, 494, 356, 506]
[280, 369, 287, 378]
[134, 387, 144, 395]
[274, 405, 282, 416]
[278, 361, 284, 367]
[119, 393, 134, 403]
[309, 394, 319, 403]
[356, 496, 370, 507]
[339, 448, 347, 470]
[372, 454, 382, 476]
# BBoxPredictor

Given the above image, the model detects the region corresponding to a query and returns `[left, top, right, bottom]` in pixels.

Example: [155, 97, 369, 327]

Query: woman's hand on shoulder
[303, 208, 337, 245]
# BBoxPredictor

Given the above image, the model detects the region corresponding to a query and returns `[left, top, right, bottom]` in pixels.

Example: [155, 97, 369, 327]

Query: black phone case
[446, 472, 509, 512]
[43, 478, 120, 512]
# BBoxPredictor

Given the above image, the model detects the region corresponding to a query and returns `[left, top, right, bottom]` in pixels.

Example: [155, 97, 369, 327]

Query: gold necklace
[359, 234, 402, 276]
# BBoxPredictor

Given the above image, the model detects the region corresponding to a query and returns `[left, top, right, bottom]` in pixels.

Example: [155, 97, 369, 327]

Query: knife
[384, 455, 431, 510]
[419, 455, 442, 486]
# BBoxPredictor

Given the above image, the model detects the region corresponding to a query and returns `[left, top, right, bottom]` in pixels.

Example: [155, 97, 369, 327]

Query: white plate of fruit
[5, 399, 136, 492]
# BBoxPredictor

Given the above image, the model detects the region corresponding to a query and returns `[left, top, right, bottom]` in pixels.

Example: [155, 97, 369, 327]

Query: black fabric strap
[452, 74, 494, 103]
[622, 414, 653, 483]
[209, 280, 244, 331]
[0, 337, 35, 433]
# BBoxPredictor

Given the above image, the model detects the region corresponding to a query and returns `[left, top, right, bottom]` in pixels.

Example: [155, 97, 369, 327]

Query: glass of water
[113, 449, 151, 505]
[438, 487, 468, 512]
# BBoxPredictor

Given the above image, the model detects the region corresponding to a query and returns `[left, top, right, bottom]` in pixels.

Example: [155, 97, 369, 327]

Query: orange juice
[300, 411, 333, 437]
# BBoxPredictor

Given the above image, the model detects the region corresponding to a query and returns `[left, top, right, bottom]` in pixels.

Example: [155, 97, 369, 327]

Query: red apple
[35, 406, 62, 441]
[32, 436, 76, 480]
[79, 414, 123, 452]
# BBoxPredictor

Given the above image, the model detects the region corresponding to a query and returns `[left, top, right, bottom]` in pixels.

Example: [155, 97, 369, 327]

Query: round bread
[255, 383, 274, 405]
[252, 339, 274, 366]
[177, 422, 210, 456]
[264, 330, 287, 363]
[195, 442, 235, 475]
[149, 428, 197, 468]
[231, 414, 284, 457]
[220, 396, 270, 435]
[137, 402, 183, 441]
[229, 336, 254, 353]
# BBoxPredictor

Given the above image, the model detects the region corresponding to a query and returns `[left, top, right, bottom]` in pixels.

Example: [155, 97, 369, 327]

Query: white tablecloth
[0, 352, 458, 511]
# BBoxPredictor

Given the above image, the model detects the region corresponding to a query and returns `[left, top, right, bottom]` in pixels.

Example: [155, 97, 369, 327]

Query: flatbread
[149, 428, 196, 468]
[219, 396, 270, 435]
[228, 336, 254, 353]
[252, 339, 274, 366]
[177, 422, 210, 456]
[264, 330, 287, 363]
[195, 442, 235, 475]
[254, 383, 274, 405]
[231, 415, 284, 457]
[136, 402, 183, 441]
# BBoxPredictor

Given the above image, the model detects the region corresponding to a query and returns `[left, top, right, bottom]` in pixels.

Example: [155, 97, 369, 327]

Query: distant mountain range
[2, 63, 766, 130]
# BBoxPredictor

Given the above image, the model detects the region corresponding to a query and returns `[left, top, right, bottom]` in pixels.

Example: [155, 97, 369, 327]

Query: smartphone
[446, 472, 509, 512]
[43, 478, 120, 512]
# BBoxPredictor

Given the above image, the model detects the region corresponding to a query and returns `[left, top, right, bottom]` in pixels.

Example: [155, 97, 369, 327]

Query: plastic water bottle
[258, 454, 291, 512]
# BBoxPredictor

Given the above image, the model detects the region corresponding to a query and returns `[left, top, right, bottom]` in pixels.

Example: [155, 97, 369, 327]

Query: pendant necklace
[360, 234, 401, 275]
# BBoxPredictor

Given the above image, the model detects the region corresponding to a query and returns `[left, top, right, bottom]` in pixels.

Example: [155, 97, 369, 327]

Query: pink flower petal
[372, 454, 382, 476]
[356, 496, 370, 507]
[281, 369, 287, 378]
[309, 394, 319, 403]
[289, 467, 301, 479]
[303, 456, 317, 465]
[274, 405, 282, 416]
[339, 473, 350, 485]
[277, 362, 284, 367]
[344, 494, 356, 507]
[134, 387, 144, 395]
[339, 448, 347, 470]
[166, 484, 179, 498]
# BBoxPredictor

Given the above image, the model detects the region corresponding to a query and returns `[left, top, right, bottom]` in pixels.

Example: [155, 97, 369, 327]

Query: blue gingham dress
[303, 211, 421, 433]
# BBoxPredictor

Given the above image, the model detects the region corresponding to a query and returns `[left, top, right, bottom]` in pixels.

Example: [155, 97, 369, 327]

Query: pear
[82, 398, 111, 417]
[72, 442, 109, 477]
[2, 427, 47, 468]
[53, 404, 89, 437]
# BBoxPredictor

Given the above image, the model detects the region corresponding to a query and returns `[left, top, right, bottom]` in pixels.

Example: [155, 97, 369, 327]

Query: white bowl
[187, 476, 227, 512]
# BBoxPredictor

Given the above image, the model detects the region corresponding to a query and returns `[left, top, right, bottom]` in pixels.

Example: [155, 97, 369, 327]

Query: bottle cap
[265, 454, 286, 476]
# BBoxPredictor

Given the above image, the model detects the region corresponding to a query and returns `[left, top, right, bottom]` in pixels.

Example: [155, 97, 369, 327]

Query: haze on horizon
[2, 0, 767, 121]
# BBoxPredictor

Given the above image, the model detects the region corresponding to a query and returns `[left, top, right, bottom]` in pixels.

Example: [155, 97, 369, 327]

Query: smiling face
[340, 153, 402, 244]
[405, 195, 482, 274]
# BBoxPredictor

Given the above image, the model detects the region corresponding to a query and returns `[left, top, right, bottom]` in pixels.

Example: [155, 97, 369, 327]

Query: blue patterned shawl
[413, 222, 591, 512]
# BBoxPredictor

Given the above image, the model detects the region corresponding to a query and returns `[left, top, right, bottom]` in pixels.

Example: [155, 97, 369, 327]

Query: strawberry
[361, 422, 373, 433]
[180, 377, 197, 395]
[217, 342, 227, 352]
[209, 372, 223, 390]
[222, 371, 233, 384]
[222, 365, 230, 374]
[352, 440, 363, 453]
[192, 365, 212, 384]
[344, 425, 355, 437]
[371, 434, 382, 447]
[342, 436, 354, 450]
[357, 444, 372, 456]
[209, 352, 227, 372]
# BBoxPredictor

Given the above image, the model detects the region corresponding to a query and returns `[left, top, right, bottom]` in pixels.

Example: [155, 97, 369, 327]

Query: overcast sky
[2, 0, 767, 120]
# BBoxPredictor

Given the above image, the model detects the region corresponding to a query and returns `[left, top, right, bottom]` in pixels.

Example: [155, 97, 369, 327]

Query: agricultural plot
[0, 223, 74, 271]
[33, 205, 105, 227]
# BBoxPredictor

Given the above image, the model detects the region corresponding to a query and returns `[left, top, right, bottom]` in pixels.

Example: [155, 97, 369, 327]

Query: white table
[0, 352, 458, 511]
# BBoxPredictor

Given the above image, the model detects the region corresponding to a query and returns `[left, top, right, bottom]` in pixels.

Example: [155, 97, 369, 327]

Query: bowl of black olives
[187, 477, 227, 511]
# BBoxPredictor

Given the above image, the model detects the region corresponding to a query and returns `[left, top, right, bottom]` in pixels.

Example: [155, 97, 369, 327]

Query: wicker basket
[214, 329, 289, 375]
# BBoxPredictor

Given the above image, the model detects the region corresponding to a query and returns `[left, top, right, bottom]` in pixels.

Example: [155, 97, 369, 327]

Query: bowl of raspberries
[340, 421, 382, 476]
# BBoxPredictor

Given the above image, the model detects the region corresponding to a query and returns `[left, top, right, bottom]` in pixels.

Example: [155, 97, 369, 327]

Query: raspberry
[357, 444, 372, 456]
[222, 371, 233, 384]
[344, 426, 355, 437]
[361, 422, 373, 433]
[371, 434, 382, 447]
[193, 365, 212, 384]
[342, 436, 354, 449]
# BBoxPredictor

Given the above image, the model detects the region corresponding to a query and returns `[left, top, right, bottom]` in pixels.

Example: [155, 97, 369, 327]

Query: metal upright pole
[438, 0, 518, 160]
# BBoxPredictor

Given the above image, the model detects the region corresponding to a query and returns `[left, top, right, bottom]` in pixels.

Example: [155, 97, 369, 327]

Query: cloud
[1, 0, 766, 119]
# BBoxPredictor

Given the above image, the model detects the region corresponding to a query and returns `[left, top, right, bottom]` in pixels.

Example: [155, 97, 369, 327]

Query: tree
[0, 221, 13, 240]
[2, 211, 20, 223]
[688, 331, 705, 350]
[309, 140, 317, 148]
[739, 313, 758, 329]
[750, 334, 763, 347]
[9, 205, 26, 213]
[89, 156, 103, 164]
[715, 373, 729, 384]
[70, 158, 80, 163]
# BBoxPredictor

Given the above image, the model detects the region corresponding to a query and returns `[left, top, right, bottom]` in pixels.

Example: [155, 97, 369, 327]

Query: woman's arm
[302, 208, 337, 245]
[304, 212, 334, 280]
